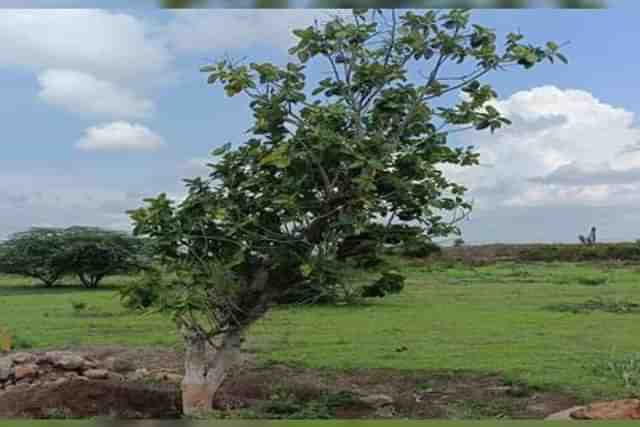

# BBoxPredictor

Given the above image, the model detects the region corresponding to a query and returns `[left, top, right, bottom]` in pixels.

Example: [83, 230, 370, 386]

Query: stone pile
[0, 350, 183, 391]
[0, 350, 183, 418]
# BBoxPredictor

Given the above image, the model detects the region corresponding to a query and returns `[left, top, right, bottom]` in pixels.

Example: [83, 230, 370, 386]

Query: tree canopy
[0, 226, 145, 288]
[127, 8, 567, 415]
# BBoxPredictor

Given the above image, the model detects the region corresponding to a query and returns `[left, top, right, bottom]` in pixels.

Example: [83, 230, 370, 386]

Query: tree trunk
[181, 329, 242, 416]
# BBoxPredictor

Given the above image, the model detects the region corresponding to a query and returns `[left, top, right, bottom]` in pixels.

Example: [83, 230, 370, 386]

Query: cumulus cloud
[441, 86, 640, 242]
[0, 10, 172, 84]
[76, 122, 164, 152]
[167, 10, 343, 53]
[38, 69, 154, 119]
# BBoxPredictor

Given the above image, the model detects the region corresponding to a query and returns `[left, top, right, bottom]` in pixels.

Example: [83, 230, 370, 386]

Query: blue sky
[0, 0, 620, 7]
[1, 6, 639, 243]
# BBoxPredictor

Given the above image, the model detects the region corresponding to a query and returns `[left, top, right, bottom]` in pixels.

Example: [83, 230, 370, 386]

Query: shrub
[361, 270, 405, 298]
[402, 239, 442, 258]
[120, 268, 163, 310]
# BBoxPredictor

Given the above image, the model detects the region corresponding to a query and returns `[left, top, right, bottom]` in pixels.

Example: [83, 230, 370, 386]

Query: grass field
[2, 257, 640, 402]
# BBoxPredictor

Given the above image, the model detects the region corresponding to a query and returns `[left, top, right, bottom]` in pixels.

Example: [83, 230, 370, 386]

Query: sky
[1, 5, 639, 244]
[0, 1, 617, 7]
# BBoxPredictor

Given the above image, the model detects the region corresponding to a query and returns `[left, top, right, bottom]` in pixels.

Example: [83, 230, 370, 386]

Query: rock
[52, 377, 69, 386]
[11, 352, 36, 364]
[109, 372, 125, 382]
[83, 369, 109, 380]
[545, 406, 584, 420]
[103, 357, 135, 373]
[359, 393, 394, 408]
[487, 385, 513, 393]
[14, 364, 38, 380]
[152, 372, 183, 383]
[128, 368, 149, 381]
[572, 399, 640, 420]
[54, 355, 85, 371]
[83, 360, 98, 369]
[0, 357, 13, 381]
[375, 405, 396, 417]
[164, 374, 183, 384]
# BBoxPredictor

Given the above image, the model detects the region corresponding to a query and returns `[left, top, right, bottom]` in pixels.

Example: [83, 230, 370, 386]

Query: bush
[120, 268, 162, 310]
[361, 270, 405, 298]
[402, 239, 442, 258]
[519, 243, 640, 263]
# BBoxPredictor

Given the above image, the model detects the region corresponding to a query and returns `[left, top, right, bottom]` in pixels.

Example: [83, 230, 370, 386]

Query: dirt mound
[0, 378, 180, 418]
[0, 348, 183, 419]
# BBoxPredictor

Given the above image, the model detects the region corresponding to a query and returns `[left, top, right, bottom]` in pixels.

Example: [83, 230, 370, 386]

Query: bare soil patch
[0, 345, 579, 419]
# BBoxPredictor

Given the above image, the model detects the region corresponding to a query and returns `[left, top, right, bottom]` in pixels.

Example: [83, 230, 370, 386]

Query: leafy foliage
[59, 227, 145, 288]
[0, 226, 145, 288]
[0, 228, 70, 287]
[128, 9, 565, 344]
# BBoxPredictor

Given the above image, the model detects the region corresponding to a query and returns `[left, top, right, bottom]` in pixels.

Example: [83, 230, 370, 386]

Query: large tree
[60, 226, 146, 288]
[0, 228, 69, 287]
[127, 9, 566, 415]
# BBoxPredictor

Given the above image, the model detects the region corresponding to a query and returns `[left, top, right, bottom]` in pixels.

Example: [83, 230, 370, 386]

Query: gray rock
[84, 369, 109, 380]
[55, 355, 85, 371]
[103, 356, 136, 373]
[0, 357, 13, 381]
[359, 393, 394, 407]
[545, 406, 584, 420]
[11, 352, 36, 365]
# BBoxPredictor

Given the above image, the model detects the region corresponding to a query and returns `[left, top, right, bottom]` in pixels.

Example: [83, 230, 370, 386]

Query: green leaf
[211, 142, 231, 156]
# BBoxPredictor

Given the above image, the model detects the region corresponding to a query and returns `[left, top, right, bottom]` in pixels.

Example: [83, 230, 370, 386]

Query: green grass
[0, 274, 176, 349]
[247, 259, 640, 401]
[2, 258, 640, 401]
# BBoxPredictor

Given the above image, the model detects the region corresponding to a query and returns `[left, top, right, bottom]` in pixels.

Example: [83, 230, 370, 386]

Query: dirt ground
[0, 345, 580, 419]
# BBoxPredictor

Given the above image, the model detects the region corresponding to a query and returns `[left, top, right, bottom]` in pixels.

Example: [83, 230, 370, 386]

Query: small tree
[0, 228, 69, 287]
[60, 227, 146, 288]
[127, 9, 566, 415]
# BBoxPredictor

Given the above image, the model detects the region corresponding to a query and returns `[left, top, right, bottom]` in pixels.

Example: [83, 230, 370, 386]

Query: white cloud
[0, 9, 172, 84]
[167, 10, 343, 53]
[76, 122, 164, 152]
[38, 69, 154, 119]
[448, 86, 640, 212]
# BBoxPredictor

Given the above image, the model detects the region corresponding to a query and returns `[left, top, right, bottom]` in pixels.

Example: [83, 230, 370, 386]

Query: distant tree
[578, 226, 596, 245]
[128, 9, 566, 415]
[60, 227, 146, 288]
[0, 228, 69, 287]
